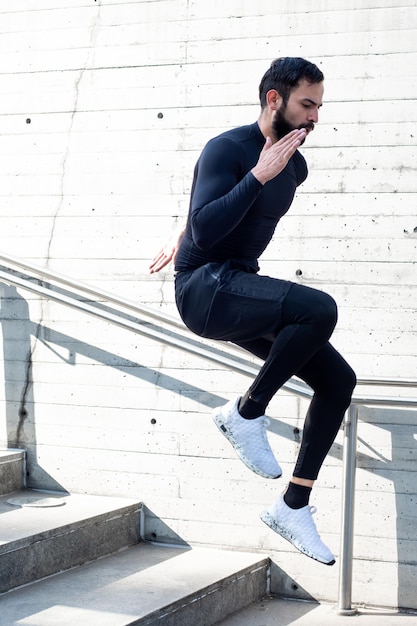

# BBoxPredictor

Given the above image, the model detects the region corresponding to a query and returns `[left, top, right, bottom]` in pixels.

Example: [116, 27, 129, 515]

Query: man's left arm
[149, 225, 185, 273]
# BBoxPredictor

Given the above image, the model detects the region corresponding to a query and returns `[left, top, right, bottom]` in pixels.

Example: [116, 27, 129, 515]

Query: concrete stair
[0, 449, 269, 625]
[0, 448, 25, 495]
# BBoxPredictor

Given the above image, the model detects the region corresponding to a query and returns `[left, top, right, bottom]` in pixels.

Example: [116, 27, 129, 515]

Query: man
[150, 57, 356, 565]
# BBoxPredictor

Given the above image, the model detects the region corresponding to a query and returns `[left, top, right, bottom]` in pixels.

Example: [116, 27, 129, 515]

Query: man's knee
[331, 362, 357, 409]
[283, 284, 338, 337]
[343, 363, 357, 398]
[310, 290, 338, 333]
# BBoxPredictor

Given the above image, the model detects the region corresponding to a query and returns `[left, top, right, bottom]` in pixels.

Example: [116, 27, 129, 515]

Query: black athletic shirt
[174, 122, 308, 272]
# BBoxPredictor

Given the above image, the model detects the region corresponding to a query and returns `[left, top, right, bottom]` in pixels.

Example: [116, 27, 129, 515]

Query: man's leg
[187, 270, 356, 563]
[260, 343, 356, 564]
[178, 267, 349, 481]
[212, 282, 339, 480]
[293, 343, 357, 480]
[238, 282, 339, 415]
[176, 265, 293, 479]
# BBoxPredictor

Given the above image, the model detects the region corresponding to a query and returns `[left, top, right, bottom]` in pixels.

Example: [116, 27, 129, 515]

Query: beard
[272, 104, 314, 143]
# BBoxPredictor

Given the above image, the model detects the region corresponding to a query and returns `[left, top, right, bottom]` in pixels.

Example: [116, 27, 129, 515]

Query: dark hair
[259, 57, 324, 108]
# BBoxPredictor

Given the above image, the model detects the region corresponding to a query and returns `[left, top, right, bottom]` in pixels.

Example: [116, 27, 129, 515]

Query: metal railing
[0, 250, 416, 614]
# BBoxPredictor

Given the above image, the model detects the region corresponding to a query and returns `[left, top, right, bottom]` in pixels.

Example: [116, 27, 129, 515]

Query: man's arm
[190, 129, 306, 250]
[149, 128, 307, 272]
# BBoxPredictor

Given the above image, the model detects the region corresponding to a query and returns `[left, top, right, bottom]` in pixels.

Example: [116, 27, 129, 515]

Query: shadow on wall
[0, 284, 68, 491]
[358, 406, 417, 611]
[0, 284, 230, 492]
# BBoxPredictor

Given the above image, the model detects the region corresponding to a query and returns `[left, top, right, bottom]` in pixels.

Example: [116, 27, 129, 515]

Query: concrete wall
[0, 0, 416, 611]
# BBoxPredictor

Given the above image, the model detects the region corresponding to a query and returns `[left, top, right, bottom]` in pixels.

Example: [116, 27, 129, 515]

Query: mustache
[299, 122, 314, 132]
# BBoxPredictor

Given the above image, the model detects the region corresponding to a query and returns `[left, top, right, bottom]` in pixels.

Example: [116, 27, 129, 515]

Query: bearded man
[150, 57, 356, 565]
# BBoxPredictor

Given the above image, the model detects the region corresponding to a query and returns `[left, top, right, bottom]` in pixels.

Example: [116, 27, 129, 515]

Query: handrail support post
[337, 403, 359, 615]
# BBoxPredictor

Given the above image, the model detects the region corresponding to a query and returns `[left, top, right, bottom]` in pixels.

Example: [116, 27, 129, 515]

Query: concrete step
[216, 595, 413, 625]
[0, 542, 269, 625]
[0, 489, 141, 593]
[0, 448, 25, 495]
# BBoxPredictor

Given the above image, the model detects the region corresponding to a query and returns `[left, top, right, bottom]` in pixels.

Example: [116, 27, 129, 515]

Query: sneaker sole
[212, 411, 282, 480]
[260, 509, 335, 566]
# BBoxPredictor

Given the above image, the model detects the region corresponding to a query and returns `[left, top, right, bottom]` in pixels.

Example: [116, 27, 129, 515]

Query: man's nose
[308, 108, 319, 124]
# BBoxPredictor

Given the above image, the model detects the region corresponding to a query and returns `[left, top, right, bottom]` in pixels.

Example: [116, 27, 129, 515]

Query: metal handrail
[0, 251, 416, 614]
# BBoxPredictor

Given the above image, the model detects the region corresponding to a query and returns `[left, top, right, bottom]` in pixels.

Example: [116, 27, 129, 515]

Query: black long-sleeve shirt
[174, 122, 308, 272]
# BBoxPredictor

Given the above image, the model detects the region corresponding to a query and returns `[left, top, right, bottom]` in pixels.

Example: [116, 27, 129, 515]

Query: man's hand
[149, 226, 185, 273]
[251, 128, 307, 185]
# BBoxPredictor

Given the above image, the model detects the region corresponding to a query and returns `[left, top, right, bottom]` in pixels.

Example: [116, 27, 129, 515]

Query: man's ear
[266, 89, 283, 111]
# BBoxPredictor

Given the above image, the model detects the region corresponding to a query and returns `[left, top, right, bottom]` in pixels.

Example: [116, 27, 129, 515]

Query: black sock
[238, 393, 266, 419]
[284, 482, 312, 509]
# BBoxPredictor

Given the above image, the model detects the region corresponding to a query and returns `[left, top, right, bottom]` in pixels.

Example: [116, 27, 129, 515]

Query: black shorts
[175, 259, 293, 342]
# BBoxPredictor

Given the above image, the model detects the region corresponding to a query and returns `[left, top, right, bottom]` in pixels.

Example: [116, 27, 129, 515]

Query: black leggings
[175, 264, 357, 480]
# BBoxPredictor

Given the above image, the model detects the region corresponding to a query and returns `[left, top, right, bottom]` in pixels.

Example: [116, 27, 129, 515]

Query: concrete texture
[0, 543, 268, 626]
[0, 489, 141, 592]
[0, 448, 24, 495]
[217, 596, 417, 625]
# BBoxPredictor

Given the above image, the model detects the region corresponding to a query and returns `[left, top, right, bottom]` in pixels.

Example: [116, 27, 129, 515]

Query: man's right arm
[190, 129, 307, 250]
[189, 136, 263, 250]
[149, 128, 307, 271]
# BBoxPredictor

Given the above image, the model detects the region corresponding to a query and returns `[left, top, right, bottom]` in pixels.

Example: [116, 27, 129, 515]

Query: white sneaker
[212, 397, 282, 479]
[260, 494, 335, 565]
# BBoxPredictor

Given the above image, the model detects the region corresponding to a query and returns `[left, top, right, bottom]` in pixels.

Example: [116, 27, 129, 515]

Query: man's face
[272, 79, 324, 142]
